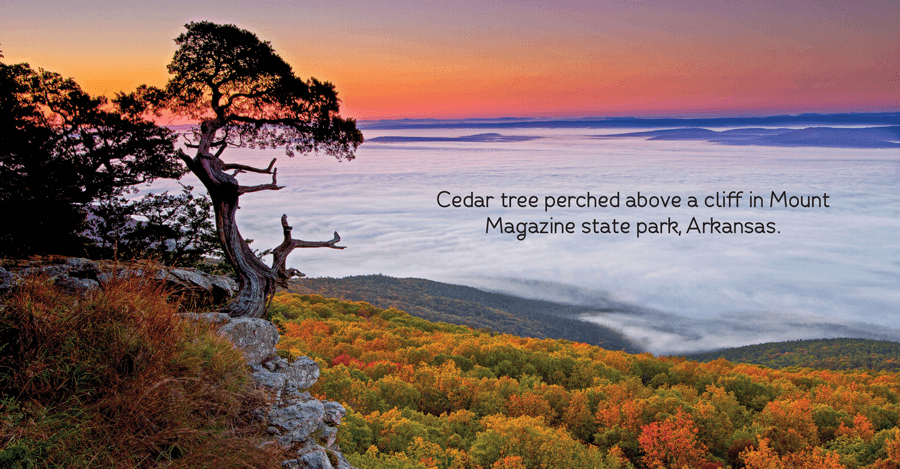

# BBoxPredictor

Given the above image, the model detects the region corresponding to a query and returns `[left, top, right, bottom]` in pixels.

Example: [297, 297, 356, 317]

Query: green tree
[0, 62, 185, 257]
[87, 184, 218, 266]
[158, 21, 364, 317]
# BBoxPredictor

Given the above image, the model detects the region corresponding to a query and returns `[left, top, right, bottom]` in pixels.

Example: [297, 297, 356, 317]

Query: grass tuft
[0, 269, 286, 468]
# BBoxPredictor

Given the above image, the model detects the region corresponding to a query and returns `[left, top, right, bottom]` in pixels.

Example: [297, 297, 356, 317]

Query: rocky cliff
[1, 257, 356, 469]
[186, 313, 357, 469]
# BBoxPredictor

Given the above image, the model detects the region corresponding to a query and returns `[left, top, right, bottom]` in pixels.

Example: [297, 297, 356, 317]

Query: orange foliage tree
[638, 410, 710, 468]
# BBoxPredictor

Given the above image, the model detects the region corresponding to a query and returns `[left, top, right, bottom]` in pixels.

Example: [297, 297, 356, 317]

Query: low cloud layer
[598, 126, 900, 149]
[154, 126, 900, 354]
[456, 276, 900, 355]
[584, 309, 900, 356]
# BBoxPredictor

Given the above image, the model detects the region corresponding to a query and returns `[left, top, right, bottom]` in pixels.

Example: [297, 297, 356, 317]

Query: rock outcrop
[0, 257, 238, 306]
[180, 313, 356, 469]
[2, 257, 353, 468]
[219, 318, 282, 366]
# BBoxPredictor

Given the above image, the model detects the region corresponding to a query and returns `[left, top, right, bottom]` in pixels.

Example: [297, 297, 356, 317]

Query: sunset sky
[2, 0, 898, 119]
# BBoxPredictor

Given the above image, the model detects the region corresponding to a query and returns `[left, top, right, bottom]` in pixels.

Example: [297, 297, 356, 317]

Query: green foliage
[86, 184, 219, 266]
[290, 275, 640, 352]
[827, 435, 880, 468]
[688, 338, 900, 372]
[0, 61, 185, 257]
[335, 407, 374, 454]
[345, 447, 429, 469]
[273, 292, 900, 469]
[469, 415, 612, 468]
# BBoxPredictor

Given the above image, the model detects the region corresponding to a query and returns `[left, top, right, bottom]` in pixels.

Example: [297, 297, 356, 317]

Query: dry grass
[0, 270, 287, 468]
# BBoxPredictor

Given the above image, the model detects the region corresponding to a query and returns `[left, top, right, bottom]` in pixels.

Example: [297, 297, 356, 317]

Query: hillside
[0, 274, 280, 468]
[286, 275, 641, 354]
[271, 292, 900, 469]
[686, 338, 900, 372]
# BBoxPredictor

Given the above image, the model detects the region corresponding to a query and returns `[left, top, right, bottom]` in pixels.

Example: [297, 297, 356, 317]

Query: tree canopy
[270, 293, 900, 469]
[1, 22, 362, 317]
[0, 62, 186, 257]
[159, 21, 363, 317]
[166, 21, 362, 159]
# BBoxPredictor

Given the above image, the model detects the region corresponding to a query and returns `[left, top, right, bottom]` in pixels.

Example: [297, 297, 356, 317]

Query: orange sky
[3, 0, 898, 119]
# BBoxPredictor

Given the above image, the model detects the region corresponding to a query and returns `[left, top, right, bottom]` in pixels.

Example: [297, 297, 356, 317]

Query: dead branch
[237, 168, 282, 194]
[222, 158, 276, 174]
[271, 214, 345, 286]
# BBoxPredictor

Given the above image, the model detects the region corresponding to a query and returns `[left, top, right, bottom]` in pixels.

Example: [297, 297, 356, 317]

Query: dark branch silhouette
[159, 21, 363, 317]
[272, 214, 345, 287]
[0, 62, 185, 257]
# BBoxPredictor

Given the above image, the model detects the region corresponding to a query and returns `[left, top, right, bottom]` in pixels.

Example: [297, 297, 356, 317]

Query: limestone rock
[0, 266, 15, 295]
[252, 368, 289, 395]
[264, 356, 290, 372]
[295, 449, 334, 469]
[2, 257, 237, 306]
[322, 401, 345, 426]
[169, 268, 213, 291]
[156, 267, 238, 306]
[65, 257, 99, 275]
[209, 274, 239, 298]
[175, 312, 232, 325]
[315, 425, 338, 448]
[218, 318, 279, 366]
[283, 441, 343, 469]
[268, 392, 326, 445]
[285, 356, 320, 390]
[55, 277, 100, 295]
[21, 265, 68, 279]
[96, 270, 129, 283]
[329, 449, 355, 469]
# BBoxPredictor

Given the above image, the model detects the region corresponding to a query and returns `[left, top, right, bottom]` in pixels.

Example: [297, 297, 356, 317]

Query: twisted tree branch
[237, 168, 282, 194]
[272, 214, 345, 286]
[223, 158, 276, 174]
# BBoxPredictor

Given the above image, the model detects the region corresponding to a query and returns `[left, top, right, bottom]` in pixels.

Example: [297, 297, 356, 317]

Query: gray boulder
[295, 449, 334, 469]
[55, 277, 100, 295]
[315, 425, 339, 449]
[329, 449, 355, 469]
[269, 392, 326, 445]
[65, 258, 100, 277]
[169, 268, 213, 292]
[264, 356, 290, 372]
[2, 258, 237, 306]
[156, 267, 238, 306]
[218, 318, 279, 366]
[21, 265, 68, 279]
[322, 401, 345, 426]
[252, 368, 290, 395]
[0, 267, 15, 295]
[285, 356, 320, 390]
[283, 448, 334, 469]
[175, 312, 232, 325]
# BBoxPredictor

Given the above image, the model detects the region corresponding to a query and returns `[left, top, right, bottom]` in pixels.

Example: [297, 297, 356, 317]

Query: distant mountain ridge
[357, 112, 900, 130]
[285, 275, 642, 353]
[600, 126, 900, 148]
[287, 276, 900, 371]
[366, 132, 539, 143]
[685, 338, 900, 371]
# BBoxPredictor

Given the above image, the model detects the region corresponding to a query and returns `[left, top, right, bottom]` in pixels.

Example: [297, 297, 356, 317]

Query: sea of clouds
[150, 125, 900, 354]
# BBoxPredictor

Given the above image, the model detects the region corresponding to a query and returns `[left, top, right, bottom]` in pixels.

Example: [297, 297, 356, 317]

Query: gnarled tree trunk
[162, 22, 361, 317]
[181, 144, 343, 318]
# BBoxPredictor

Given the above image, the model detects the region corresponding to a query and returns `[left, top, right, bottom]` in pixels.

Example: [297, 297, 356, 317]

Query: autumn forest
[270, 293, 900, 469]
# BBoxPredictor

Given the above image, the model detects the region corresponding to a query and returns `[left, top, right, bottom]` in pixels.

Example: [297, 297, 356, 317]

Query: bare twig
[271, 214, 345, 286]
